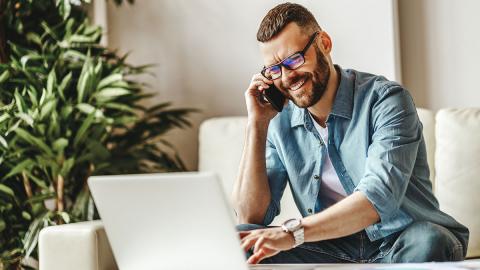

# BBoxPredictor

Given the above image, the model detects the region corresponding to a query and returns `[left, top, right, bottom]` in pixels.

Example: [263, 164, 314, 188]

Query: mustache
[282, 72, 313, 89]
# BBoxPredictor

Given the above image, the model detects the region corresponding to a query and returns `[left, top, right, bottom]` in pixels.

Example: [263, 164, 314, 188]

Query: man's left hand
[239, 227, 295, 264]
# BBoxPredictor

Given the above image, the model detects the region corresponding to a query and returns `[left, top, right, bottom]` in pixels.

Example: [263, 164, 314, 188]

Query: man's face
[259, 23, 330, 108]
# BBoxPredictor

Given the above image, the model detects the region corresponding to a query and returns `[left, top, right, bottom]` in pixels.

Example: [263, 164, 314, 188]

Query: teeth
[290, 78, 305, 91]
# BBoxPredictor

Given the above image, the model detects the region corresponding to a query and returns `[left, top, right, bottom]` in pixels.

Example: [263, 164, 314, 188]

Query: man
[232, 3, 469, 264]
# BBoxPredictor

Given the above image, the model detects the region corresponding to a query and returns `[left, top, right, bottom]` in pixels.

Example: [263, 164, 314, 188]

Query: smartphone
[262, 84, 286, 112]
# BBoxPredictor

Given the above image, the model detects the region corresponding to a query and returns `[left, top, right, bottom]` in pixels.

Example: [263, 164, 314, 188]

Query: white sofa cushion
[435, 108, 480, 258]
[198, 117, 247, 199]
[39, 220, 117, 270]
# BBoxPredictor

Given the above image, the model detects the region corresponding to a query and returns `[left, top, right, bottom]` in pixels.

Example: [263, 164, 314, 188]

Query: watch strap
[292, 227, 304, 247]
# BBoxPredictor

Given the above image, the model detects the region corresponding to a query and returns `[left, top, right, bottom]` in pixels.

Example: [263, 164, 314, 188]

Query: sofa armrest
[39, 220, 117, 270]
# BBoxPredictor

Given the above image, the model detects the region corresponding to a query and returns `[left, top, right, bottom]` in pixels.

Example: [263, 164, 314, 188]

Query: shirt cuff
[354, 179, 399, 224]
[262, 200, 280, 226]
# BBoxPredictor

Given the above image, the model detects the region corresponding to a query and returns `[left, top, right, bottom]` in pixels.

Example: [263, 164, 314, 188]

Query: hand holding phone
[261, 84, 286, 112]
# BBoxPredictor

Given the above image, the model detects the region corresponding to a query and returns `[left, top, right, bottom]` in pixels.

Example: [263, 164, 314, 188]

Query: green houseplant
[0, 0, 194, 268]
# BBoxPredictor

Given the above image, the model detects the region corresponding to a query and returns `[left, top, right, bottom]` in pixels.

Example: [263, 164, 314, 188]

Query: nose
[281, 66, 299, 85]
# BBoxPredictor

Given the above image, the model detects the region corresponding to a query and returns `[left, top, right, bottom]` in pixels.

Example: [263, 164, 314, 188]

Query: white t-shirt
[310, 114, 347, 208]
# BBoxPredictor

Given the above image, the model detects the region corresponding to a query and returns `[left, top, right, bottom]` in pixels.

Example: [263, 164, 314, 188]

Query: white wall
[399, 0, 480, 111]
[106, 0, 400, 170]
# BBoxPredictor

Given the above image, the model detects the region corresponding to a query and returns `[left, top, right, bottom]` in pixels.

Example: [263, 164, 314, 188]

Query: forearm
[232, 121, 271, 224]
[302, 191, 380, 242]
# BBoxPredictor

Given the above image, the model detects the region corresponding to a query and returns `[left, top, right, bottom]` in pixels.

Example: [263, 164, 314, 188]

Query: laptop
[89, 172, 253, 270]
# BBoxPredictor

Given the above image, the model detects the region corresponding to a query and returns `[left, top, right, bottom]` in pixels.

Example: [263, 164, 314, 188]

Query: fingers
[247, 248, 267, 264]
[253, 236, 266, 254]
[249, 74, 273, 92]
[251, 73, 273, 86]
[240, 235, 257, 252]
[238, 231, 250, 239]
[248, 246, 274, 264]
[244, 74, 279, 121]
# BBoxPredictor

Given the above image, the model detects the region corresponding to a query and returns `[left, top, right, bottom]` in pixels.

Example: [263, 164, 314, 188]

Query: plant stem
[56, 175, 64, 212]
[22, 171, 33, 198]
[83, 163, 95, 185]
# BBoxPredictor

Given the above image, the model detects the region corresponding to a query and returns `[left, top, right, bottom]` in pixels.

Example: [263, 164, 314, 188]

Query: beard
[280, 45, 330, 108]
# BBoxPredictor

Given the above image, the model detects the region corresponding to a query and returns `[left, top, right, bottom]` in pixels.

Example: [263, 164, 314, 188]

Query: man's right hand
[245, 74, 279, 124]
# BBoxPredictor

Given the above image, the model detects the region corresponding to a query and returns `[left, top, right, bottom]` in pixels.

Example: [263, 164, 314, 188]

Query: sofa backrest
[434, 108, 480, 258]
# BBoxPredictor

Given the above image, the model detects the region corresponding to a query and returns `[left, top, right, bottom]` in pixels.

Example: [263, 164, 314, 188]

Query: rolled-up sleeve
[354, 85, 422, 224]
[262, 138, 288, 225]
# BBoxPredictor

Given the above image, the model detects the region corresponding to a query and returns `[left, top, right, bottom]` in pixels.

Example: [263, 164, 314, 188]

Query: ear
[318, 31, 333, 54]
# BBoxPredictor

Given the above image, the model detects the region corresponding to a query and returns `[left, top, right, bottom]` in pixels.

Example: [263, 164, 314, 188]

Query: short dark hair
[257, 3, 321, 42]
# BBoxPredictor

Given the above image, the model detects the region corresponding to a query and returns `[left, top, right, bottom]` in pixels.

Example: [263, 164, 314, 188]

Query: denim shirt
[263, 66, 469, 254]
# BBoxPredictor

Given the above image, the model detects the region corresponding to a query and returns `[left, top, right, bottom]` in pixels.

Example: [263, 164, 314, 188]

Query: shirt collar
[290, 65, 355, 128]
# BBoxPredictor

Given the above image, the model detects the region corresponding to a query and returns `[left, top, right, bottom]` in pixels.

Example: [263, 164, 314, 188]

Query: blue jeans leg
[376, 221, 465, 263]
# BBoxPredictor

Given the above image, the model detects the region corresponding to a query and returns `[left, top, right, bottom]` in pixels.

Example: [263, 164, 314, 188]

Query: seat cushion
[435, 108, 480, 258]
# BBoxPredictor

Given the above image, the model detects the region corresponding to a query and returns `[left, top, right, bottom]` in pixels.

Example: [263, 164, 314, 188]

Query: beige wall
[105, 0, 480, 170]
[399, 0, 480, 111]
[106, 0, 401, 170]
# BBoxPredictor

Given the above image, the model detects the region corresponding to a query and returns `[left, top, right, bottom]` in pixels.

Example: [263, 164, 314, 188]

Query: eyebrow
[263, 32, 318, 68]
[265, 49, 295, 68]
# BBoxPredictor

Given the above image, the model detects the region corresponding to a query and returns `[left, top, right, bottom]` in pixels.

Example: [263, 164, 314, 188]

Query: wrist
[281, 218, 305, 248]
[247, 118, 270, 130]
[283, 230, 296, 249]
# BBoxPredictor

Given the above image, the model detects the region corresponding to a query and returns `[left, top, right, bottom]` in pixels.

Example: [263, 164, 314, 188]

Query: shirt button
[314, 175, 320, 180]
[307, 208, 313, 214]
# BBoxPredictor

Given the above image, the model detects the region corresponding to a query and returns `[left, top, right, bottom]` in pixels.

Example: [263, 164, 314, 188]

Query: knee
[236, 223, 266, 232]
[391, 222, 464, 262]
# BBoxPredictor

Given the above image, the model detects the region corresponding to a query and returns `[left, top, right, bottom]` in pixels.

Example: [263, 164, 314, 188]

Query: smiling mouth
[288, 77, 306, 92]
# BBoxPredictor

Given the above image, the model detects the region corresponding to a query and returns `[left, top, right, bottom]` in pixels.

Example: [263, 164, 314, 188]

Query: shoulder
[348, 69, 415, 110]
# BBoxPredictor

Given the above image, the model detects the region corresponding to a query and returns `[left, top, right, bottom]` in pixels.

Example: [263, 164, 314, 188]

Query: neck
[308, 65, 340, 127]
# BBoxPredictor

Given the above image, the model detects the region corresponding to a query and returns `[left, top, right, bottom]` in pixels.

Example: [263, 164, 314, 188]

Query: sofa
[38, 108, 480, 269]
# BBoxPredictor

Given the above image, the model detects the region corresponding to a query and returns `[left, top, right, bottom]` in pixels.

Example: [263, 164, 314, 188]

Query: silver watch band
[292, 227, 305, 247]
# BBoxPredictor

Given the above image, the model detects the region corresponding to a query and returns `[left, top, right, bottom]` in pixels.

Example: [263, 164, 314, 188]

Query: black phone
[262, 84, 286, 112]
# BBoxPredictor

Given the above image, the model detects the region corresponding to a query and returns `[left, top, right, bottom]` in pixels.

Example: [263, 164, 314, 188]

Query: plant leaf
[76, 103, 104, 118]
[14, 88, 27, 113]
[23, 212, 49, 258]
[15, 112, 35, 126]
[97, 74, 122, 89]
[47, 70, 57, 95]
[5, 159, 35, 179]
[77, 56, 92, 103]
[0, 219, 6, 233]
[95, 87, 130, 102]
[73, 112, 95, 147]
[0, 184, 15, 197]
[40, 99, 57, 120]
[0, 70, 10, 83]
[52, 137, 69, 153]
[60, 157, 75, 176]
[14, 128, 54, 156]
[0, 135, 8, 148]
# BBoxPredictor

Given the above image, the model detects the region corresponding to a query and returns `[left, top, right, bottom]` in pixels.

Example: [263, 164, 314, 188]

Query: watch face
[284, 219, 301, 231]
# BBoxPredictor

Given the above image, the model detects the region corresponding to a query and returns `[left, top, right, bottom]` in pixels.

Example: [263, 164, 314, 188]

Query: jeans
[237, 221, 465, 263]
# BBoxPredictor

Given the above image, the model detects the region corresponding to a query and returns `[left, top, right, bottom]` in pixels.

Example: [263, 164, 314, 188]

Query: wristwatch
[281, 218, 304, 248]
